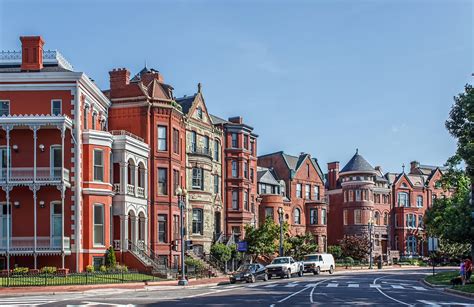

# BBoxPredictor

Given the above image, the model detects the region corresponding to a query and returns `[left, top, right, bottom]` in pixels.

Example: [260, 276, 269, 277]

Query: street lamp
[368, 217, 374, 269]
[278, 207, 284, 257]
[176, 186, 188, 286]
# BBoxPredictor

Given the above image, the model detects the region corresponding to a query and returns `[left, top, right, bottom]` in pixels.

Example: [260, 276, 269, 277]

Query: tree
[327, 245, 343, 260]
[339, 236, 370, 261]
[244, 217, 288, 260]
[105, 246, 116, 268]
[438, 239, 471, 260]
[210, 243, 232, 263]
[285, 233, 319, 260]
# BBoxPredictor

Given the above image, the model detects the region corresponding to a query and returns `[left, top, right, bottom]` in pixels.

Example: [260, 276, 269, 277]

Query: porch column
[132, 215, 139, 249]
[60, 126, 66, 269]
[144, 169, 148, 200]
[30, 125, 39, 269]
[4, 125, 11, 271]
[119, 162, 127, 194]
[120, 215, 129, 252]
[133, 165, 138, 197]
[143, 217, 148, 248]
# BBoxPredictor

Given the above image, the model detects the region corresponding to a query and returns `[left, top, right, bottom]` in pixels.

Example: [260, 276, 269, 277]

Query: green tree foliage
[339, 236, 370, 261]
[105, 246, 117, 268]
[210, 243, 232, 263]
[445, 84, 474, 180]
[327, 245, 343, 259]
[438, 239, 471, 260]
[244, 217, 288, 259]
[284, 233, 319, 260]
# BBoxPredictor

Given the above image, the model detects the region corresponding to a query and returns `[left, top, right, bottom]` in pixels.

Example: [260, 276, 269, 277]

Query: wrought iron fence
[0, 270, 159, 287]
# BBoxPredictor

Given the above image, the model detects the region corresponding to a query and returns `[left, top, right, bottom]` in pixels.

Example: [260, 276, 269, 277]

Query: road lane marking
[264, 284, 278, 288]
[276, 285, 311, 303]
[391, 285, 405, 289]
[369, 284, 381, 288]
[348, 284, 359, 287]
[284, 282, 299, 287]
[373, 276, 412, 306]
[326, 283, 338, 287]
[417, 300, 474, 306]
[412, 286, 427, 291]
[309, 278, 333, 304]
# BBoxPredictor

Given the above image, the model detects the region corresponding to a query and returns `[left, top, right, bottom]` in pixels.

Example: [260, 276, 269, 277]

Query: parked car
[303, 253, 335, 275]
[265, 256, 304, 279]
[229, 263, 268, 284]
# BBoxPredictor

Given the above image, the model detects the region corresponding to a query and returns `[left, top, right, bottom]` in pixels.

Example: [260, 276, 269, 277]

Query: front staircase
[186, 250, 226, 277]
[127, 240, 175, 279]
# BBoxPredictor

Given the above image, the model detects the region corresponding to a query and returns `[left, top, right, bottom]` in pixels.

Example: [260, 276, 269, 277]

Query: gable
[294, 155, 324, 183]
[188, 93, 213, 126]
[394, 173, 414, 189]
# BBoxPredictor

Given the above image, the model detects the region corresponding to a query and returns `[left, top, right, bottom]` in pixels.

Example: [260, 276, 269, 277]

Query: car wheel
[315, 267, 321, 275]
[250, 275, 256, 283]
[268, 275, 272, 280]
[298, 269, 303, 277]
[329, 265, 334, 274]
[263, 274, 268, 281]
[230, 280, 236, 284]
[287, 269, 291, 279]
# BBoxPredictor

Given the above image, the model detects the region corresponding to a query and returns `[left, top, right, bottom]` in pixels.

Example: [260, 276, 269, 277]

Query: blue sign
[237, 241, 248, 252]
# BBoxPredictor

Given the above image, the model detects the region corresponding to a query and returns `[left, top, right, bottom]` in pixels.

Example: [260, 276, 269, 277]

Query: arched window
[294, 208, 301, 225]
[383, 212, 388, 225]
[374, 211, 380, 226]
[416, 195, 423, 208]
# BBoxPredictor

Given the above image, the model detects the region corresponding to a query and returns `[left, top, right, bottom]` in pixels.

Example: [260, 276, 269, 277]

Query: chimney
[109, 68, 130, 89]
[228, 116, 243, 124]
[140, 69, 164, 85]
[20, 36, 44, 71]
[327, 161, 340, 190]
[375, 166, 383, 174]
[410, 161, 420, 173]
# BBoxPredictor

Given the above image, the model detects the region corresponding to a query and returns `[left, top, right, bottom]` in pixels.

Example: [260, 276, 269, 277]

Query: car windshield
[237, 264, 254, 272]
[304, 255, 318, 261]
[271, 258, 289, 264]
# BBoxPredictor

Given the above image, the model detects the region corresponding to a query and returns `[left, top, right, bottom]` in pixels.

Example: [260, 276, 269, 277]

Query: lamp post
[176, 186, 188, 286]
[278, 207, 284, 257]
[368, 217, 374, 269]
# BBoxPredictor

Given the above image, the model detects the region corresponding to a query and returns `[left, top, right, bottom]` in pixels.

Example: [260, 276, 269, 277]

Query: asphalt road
[1, 269, 473, 306]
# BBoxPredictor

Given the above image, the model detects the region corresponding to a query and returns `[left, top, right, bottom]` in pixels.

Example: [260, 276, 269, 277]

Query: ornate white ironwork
[0, 49, 73, 71]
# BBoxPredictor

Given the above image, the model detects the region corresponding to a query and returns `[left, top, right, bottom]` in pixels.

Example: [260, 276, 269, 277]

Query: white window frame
[416, 195, 423, 208]
[305, 184, 311, 200]
[232, 190, 239, 210]
[343, 209, 348, 225]
[50, 145, 62, 178]
[354, 209, 362, 225]
[50, 201, 62, 248]
[232, 160, 238, 178]
[93, 203, 105, 247]
[157, 126, 167, 151]
[93, 149, 104, 182]
[51, 99, 62, 116]
[296, 184, 302, 198]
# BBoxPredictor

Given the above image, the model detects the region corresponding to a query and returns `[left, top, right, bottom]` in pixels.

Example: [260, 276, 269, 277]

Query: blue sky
[1, 0, 472, 173]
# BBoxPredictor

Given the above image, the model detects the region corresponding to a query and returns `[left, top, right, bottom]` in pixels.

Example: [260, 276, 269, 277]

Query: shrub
[210, 243, 232, 263]
[13, 267, 29, 274]
[105, 246, 116, 268]
[40, 266, 57, 274]
[185, 257, 205, 271]
[86, 265, 94, 273]
[344, 257, 354, 267]
[99, 265, 107, 272]
[328, 245, 343, 259]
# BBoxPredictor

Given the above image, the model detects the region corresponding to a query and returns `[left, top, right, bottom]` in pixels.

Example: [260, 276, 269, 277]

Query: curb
[421, 278, 445, 289]
[445, 287, 474, 298]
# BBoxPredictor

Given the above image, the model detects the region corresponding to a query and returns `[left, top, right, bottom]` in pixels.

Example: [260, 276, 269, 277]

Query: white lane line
[247, 283, 261, 288]
[276, 285, 311, 303]
[326, 283, 338, 287]
[369, 284, 381, 288]
[284, 282, 299, 287]
[373, 276, 412, 306]
[412, 286, 427, 291]
[391, 285, 405, 289]
[264, 284, 278, 288]
[309, 278, 333, 304]
[348, 284, 359, 288]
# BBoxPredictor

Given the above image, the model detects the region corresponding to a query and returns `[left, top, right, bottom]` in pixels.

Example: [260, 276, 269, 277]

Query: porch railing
[0, 237, 71, 251]
[0, 167, 69, 183]
[136, 187, 145, 198]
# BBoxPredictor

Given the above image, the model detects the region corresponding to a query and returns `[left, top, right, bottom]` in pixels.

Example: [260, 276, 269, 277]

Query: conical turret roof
[340, 150, 376, 173]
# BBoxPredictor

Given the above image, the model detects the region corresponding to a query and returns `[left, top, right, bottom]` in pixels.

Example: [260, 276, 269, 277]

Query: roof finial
[356, 148, 359, 155]
[402, 163, 405, 173]
[144, 59, 147, 69]
[197, 82, 202, 93]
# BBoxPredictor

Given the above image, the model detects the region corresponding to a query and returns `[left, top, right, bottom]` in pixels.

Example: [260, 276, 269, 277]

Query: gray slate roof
[175, 95, 196, 115]
[340, 151, 375, 173]
[210, 114, 228, 125]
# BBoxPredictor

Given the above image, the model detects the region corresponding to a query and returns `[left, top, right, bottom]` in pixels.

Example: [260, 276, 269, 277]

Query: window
[93, 204, 104, 246]
[314, 186, 320, 200]
[156, 214, 167, 243]
[232, 160, 238, 178]
[0, 101, 9, 116]
[244, 135, 248, 149]
[398, 192, 409, 207]
[432, 194, 437, 205]
[51, 100, 62, 115]
[321, 209, 327, 225]
[109, 153, 113, 184]
[192, 168, 203, 190]
[173, 170, 179, 195]
[203, 135, 209, 154]
[406, 236, 417, 255]
[83, 107, 88, 129]
[93, 150, 104, 182]
[92, 112, 97, 130]
[173, 215, 179, 240]
[51, 203, 62, 246]
[294, 208, 301, 224]
[307, 164, 310, 177]
[214, 140, 219, 161]
[355, 189, 361, 201]
[265, 207, 274, 219]
[250, 168, 254, 183]
[418, 214, 423, 228]
[310, 208, 318, 225]
[244, 191, 249, 211]
[231, 133, 238, 148]
[232, 190, 239, 210]
[250, 140, 255, 156]
[406, 214, 416, 228]
[196, 106, 203, 119]
[157, 126, 167, 151]
[93, 257, 105, 270]
[343, 209, 348, 225]
[158, 168, 168, 195]
[192, 209, 203, 234]
[384, 212, 388, 225]
[344, 191, 347, 202]
[172, 128, 179, 154]
[214, 175, 219, 194]
[296, 184, 302, 198]
[190, 131, 197, 152]
[354, 209, 362, 224]
[374, 211, 380, 225]
[416, 195, 423, 208]
[363, 189, 369, 201]
[244, 162, 248, 179]
[305, 184, 311, 200]
[349, 190, 354, 201]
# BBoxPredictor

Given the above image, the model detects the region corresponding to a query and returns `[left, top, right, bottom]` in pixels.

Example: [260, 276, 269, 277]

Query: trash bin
[378, 258, 383, 269]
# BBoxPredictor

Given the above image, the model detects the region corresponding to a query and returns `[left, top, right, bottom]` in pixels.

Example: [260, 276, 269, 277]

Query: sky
[1, 0, 472, 173]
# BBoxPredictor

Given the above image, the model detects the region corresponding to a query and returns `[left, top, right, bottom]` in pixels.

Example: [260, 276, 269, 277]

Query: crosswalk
[0, 296, 58, 306]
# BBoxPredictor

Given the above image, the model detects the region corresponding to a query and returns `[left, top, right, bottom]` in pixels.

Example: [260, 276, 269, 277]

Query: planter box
[28, 269, 40, 275]
[56, 268, 69, 276]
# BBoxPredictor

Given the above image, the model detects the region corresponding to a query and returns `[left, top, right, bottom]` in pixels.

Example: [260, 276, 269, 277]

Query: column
[133, 216, 139, 249]
[120, 215, 129, 252]
[133, 165, 138, 197]
[30, 125, 39, 269]
[60, 126, 66, 268]
[143, 217, 148, 249]
[5, 125, 11, 271]
[119, 162, 128, 194]
[144, 169, 148, 199]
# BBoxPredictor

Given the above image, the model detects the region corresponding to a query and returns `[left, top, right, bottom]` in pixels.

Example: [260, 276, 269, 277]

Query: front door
[0, 204, 11, 249]
[214, 212, 221, 239]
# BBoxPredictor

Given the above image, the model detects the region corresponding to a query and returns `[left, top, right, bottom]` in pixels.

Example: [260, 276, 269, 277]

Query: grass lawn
[425, 270, 474, 294]
[0, 273, 159, 287]
[453, 284, 474, 293]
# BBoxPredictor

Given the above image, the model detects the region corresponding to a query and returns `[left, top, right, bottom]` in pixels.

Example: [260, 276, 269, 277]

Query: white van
[303, 253, 335, 275]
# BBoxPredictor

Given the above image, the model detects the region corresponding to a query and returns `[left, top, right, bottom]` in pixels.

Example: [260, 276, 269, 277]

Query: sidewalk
[0, 276, 230, 297]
